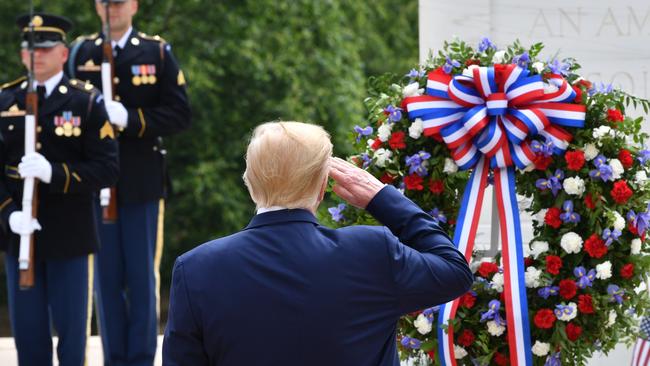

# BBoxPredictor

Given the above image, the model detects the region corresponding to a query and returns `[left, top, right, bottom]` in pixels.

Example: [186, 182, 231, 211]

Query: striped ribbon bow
[403, 64, 586, 366]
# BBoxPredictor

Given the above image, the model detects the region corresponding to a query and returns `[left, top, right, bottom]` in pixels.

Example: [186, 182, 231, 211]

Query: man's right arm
[163, 259, 209, 366]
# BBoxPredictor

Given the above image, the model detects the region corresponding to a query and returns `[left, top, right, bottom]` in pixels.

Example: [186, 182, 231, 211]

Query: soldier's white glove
[105, 100, 128, 128]
[8, 211, 41, 235]
[18, 152, 52, 184]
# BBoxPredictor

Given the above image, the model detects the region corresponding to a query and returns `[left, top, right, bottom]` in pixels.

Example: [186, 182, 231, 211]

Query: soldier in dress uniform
[67, 1, 191, 364]
[0, 13, 119, 365]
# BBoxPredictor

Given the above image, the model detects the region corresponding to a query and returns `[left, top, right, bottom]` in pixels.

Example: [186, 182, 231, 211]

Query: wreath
[325, 38, 650, 365]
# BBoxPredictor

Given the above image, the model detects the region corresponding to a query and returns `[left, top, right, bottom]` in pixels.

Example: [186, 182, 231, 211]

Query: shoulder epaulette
[138, 32, 167, 43]
[0, 76, 27, 91]
[73, 32, 99, 44]
[69, 79, 97, 93]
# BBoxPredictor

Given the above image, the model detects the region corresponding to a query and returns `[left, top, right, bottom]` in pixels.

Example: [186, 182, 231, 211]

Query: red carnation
[429, 179, 444, 195]
[566, 322, 582, 342]
[607, 109, 625, 124]
[379, 173, 396, 184]
[494, 352, 509, 366]
[584, 234, 608, 258]
[564, 150, 585, 171]
[534, 308, 556, 329]
[577, 79, 593, 89]
[545, 207, 562, 229]
[404, 174, 424, 191]
[478, 262, 499, 278]
[465, 59, 481, 66]
[584, 193, 596, 210]
[370, 138, 382, 150]
[545, 255, 563, 275]
[524, 257, 535, 267]
[459, 292, 476, 309]
[618, 149, 634, 169]
[620, 263, 635, 279]
[533, 154, 553, 171]
[388, 131, 406, 150]
[427, 349, 436, 360]
[559, 279, 577, 300]
[572, 85, 583, 103]
[611, 180, 633, 204]
[578, 294, 595, 314]
[457, 329, 475, 347]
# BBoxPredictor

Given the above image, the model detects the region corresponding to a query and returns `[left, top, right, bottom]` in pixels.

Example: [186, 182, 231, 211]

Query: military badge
[0, 104, 26, 117]
[131, 65, 157, 86]
[55, 111, 81, 137]
[100, 120, 115, 140]
[77, 59, 101, 72]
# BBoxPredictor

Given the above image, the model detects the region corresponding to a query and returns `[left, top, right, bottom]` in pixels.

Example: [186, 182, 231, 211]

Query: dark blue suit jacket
[163, 186, 473, 366]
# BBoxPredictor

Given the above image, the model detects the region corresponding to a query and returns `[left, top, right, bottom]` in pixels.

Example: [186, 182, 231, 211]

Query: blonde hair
[243, 121, 333, 210]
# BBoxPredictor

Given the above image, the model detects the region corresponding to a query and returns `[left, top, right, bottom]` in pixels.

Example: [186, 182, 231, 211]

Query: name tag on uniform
[1, 104, 26, 117]
[131, 65, 157, 86]
[54, 111, 82, 137]
[77, 59, 101, 72]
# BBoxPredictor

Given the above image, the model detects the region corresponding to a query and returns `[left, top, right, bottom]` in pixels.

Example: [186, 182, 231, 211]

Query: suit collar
[244, 208, 319, 230]
[38, 74, 73, 117]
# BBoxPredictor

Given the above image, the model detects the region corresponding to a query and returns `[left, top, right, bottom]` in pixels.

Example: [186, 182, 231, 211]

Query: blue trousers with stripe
[5, 254, 92, 366]
[95, 200, 163, 366]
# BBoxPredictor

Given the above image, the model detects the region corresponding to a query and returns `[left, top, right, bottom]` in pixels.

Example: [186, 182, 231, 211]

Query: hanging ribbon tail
[494, 167, 533, 365]
[438, 157, 490, 366]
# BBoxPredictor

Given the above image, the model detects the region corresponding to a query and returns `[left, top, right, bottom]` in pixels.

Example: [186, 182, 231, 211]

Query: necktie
[37, 85, 46, 106]
[113, 46, 122, 59]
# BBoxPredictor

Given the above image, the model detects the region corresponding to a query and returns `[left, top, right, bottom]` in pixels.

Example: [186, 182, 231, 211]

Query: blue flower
[545, 352, 561, 366]
[628, 204, 650, 236]
[442, 56, 461, 74]
[537, 286, 560, 299]
[588, 82, 614, 96]
[384, 104, 402, 122]
[554, 303, 576, 319]
[560, 200, 580, 224]
[589, 155, 614, 182]
[405, 151, 431, 176]
[607, 284, 624, 304]
[477, 37, 496, 52]
[353, 125, 373, 142]
[638, 150, 650, 165]
[574, 266, 596, 289]
[512, 52, 530, 68]
[428, 208, 447, 224]
[531, 139, 554, 157]
[328, 203, 346, 222]
[405, 68, 425, 79]
[535, 169, 564, 196]
[602, 228, 621, 246]
[400, 336, 421, 349]
[548, 59, 571, 76]
[480, 300, 506, 326]
[359, 153, 372, 169]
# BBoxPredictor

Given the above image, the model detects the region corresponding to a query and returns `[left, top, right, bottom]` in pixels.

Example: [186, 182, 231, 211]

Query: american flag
[632, 316, 650, 366]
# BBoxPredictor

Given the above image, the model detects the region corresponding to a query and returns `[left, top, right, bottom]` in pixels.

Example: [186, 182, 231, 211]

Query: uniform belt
[4, 165, 20, 179]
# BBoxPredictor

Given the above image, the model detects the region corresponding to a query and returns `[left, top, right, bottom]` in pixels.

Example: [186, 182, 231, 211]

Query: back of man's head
[244, 121, 332, 210]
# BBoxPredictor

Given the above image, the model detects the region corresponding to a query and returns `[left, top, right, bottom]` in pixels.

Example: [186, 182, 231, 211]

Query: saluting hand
[329, 157, 384, 209]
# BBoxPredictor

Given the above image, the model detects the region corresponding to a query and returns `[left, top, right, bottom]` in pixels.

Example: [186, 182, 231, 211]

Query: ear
[61, 45, 69, 63]
[317, 176, 327, 203]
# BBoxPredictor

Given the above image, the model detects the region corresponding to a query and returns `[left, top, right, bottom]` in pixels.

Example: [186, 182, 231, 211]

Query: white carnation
[454, 345, 468, 359]
[366, 139, 375, 149]
[373, 148, 392, 168]
[525, 266, 543, 288]
[532, 341, 550, 357]
[583, 143, 599, 160]
[413, 313, 432, 335]
[408, 118, 423, 139]
[443, 158, 459, 174]
[487, 320, 505, 337]
[631, 238, 642, 255]
[491, 273, 504, 292]
[609, 159, 624, 179]
[556, 302, 577, 322]
[403, 82, 423, 98]
[612, 211, 626, 231]
[596, 261, 612, 280]
[560, 232, 583, 254]
[534, 209, 548, 224]
[461, 64, 479, 77]
[635, 171, 648, 186]
[492, 50, 506, 64]
[606, 310, 617, 328]
[563, 176, 585, 196]
[530, 241, 549, 259]
[593, 125, 612, 140]
[377, 123, 392, 142]
[532, 62, 545, 74]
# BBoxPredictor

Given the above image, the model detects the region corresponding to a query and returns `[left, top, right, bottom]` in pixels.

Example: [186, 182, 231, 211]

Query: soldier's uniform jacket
[0, 75, 119, 259]
[67, 30, 191, 204]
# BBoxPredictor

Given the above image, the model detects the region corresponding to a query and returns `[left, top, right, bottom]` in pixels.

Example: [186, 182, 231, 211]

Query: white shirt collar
[256, 206, 287, 214]
[111, 26, 133, 50]
[33, 71, 63, 98]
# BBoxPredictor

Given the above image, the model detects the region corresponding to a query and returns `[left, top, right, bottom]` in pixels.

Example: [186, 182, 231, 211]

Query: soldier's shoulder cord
[0, 76, 27, 92]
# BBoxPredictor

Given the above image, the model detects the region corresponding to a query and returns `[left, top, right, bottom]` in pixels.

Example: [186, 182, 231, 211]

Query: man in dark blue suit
[163, 121, 473, 365]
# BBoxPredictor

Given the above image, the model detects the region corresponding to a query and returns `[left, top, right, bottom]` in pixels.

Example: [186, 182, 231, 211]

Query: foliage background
[0, 0, 419, 334]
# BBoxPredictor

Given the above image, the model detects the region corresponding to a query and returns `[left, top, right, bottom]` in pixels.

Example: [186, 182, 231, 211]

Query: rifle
[18, 1, 38, 289]
[100, 0, 118, 223]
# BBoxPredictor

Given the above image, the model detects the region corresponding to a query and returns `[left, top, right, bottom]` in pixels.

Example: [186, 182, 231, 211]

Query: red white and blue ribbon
[404, 64, 586, 366]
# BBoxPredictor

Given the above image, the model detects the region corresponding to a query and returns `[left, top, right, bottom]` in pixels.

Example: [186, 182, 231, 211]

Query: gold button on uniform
[58, 85, 68, 94]
[36, 142, 41, 150]
[113, 77, 119, 84]
[115, 95, 121, 101]
[37, 126, 42, 133]
[95, 38, 102, 46]
[8, 125, 14, 131]
[131, 38, 140, 46]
